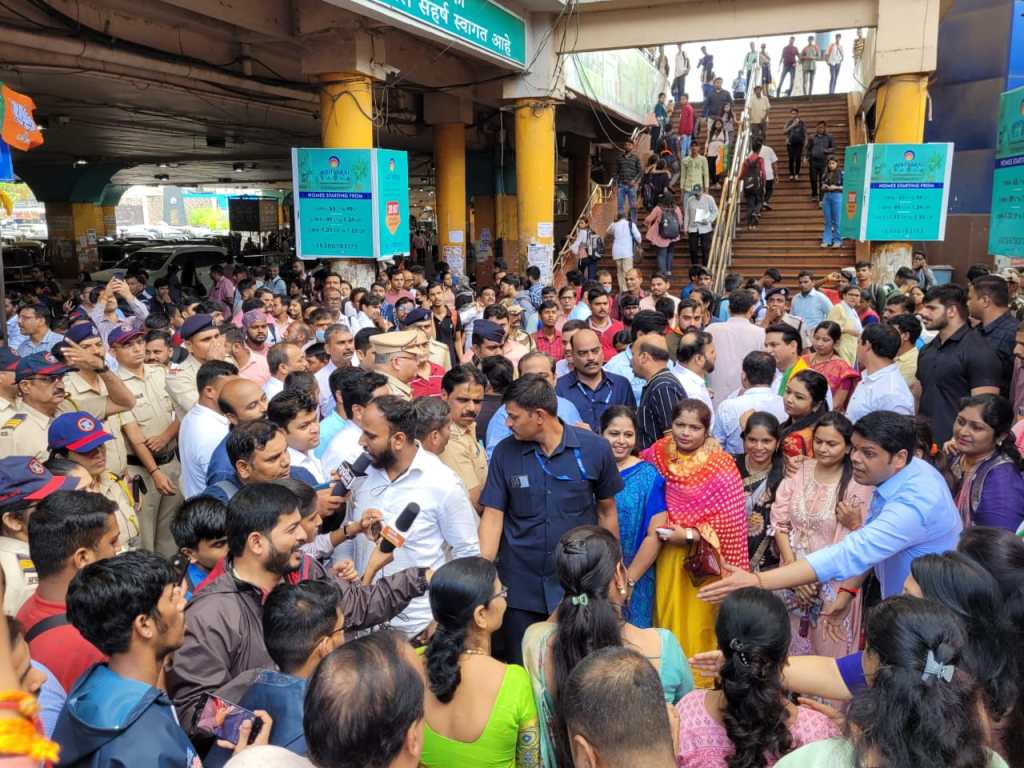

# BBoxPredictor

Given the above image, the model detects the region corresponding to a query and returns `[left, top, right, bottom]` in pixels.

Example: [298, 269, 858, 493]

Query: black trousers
[688, 231, 712, 265]
[809, 159, 826, 197]
[787, 143, 803, 177]
[764, 178, 775, 202]
[497, 607, 548, 665]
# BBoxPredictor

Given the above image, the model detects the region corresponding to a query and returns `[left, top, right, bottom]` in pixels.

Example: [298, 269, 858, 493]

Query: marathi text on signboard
[989, 86, 1024, 257]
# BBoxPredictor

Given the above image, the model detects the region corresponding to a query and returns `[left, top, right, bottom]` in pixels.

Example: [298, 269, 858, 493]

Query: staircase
[580, 94, 855, 293]
[730, 94, 855, 283]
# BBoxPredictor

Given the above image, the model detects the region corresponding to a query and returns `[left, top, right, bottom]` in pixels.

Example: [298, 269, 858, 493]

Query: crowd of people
[0, 247, 1022, 768]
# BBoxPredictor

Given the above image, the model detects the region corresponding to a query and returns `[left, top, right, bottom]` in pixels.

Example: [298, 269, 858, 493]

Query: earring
[617, 583, 627, 596]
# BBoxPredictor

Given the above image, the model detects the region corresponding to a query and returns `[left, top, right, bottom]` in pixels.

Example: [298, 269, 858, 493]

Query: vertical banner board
[989, 86, 1024, 256]
[840, 143, 954, 241]
[293, 148, 410, 260]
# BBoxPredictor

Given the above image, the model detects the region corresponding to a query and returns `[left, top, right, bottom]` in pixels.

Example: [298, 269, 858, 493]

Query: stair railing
[706, 77, 757, 293]
[552, 126, 643, 285]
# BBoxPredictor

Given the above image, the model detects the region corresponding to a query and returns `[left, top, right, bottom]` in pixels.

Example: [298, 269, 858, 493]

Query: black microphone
[379, 502, 420, 553]
[331, 451, 372, 496]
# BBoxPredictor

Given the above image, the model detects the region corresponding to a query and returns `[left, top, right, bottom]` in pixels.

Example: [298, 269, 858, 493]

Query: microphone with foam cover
[379, 502, 420, 553]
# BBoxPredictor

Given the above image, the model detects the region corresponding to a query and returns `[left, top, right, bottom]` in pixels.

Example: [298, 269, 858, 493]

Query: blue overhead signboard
[989, 86, 1024, 257]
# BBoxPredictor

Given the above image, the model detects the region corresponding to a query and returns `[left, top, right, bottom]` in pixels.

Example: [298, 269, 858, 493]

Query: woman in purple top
[946, 394, 1024, 531]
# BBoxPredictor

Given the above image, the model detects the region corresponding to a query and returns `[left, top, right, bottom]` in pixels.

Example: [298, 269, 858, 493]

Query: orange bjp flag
[0, 84, 44, 151]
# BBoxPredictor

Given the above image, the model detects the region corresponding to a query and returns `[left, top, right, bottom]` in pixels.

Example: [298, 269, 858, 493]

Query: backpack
[641, 176, 657, 209]
[741, 159, 762, 194]
[658, 208, 680, 239]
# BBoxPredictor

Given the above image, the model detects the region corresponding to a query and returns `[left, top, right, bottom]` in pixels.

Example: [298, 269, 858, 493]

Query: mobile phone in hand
[196, 695, 262, 745]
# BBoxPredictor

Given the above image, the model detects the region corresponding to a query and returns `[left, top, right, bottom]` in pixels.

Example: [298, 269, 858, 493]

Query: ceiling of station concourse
[0, 0, 522, 187]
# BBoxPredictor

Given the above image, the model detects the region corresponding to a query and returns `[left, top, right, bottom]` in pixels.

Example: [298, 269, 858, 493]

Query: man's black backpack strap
[25, 613, 68, 643]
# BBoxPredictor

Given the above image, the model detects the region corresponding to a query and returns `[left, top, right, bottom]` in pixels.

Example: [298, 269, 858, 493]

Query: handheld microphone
[379, 502, 420, 553]
[332, 451, 372, 496]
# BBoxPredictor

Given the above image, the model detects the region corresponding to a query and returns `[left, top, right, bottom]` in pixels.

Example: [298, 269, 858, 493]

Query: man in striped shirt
[632, 333, 687, 450]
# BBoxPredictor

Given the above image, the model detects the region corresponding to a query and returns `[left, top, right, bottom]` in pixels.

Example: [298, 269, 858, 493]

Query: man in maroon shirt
[587, 288, 625, 362]
[18, 490, 120, 693]
[676, 93, 695, 157]
[778, 36, 799, 97]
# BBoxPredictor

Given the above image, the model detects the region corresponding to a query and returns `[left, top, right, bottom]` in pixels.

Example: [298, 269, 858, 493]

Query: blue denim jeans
[656, 245, 673, 276]
[617, 184, 637, 221]
[822, 191, 842, 244]
[678, 133, 692, 158]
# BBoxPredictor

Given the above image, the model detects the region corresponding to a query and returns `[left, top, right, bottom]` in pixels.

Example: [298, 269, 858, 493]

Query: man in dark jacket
[203, 580, 342, 766]
[805, 120, 835, 199]
[166, 482, 429, 737]
[53, 550, 216, 766]
[616, 140, 643, 222]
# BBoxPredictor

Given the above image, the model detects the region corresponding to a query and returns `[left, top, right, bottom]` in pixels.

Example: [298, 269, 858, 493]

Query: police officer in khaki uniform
[439, 364, 489, 512]
[166, 314, 226, 419]
[0, 348, 18, 424]
[109, 325, 182, 555]
[0, 457, 80, 615]
[0, 353, 72, 462]
[55, 324, 137, 475]
[47, 412, 141, 552]
[370, 330, 423, 400]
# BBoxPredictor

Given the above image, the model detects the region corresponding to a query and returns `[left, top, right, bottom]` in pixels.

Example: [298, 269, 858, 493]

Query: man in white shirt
[314, 324, 356, 418]
[714, 351, 787, 453]
[639, 273, 680, 315]
[606, 213, 641, 292]
[846, 324, 914, 423]
[706, 290, 765, 408]
[757, 139, 778, 211]
[674, 329, 716, 428]
[348, 396, 479, 640]
[178, 361, 236, 499]
[320, 370, 390, 472]
[790, 271, 834, 344]
[263, 341, 307, 401]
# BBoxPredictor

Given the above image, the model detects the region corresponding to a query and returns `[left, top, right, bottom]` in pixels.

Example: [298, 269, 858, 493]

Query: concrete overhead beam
[557, 0, 878, 53]
[148, 0, 294, 39]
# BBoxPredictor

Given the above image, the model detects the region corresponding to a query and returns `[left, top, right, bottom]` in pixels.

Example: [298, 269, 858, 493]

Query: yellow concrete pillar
[874, 74, 928, 144]
[434, 123, 467, 274]
[100, 205, 117, 237]
[319, 72, 373, 149]
[870, 73, 930, 279]
[514, 99, 556, 274]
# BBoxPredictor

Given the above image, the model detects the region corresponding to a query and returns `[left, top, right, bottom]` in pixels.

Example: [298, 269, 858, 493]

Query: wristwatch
[94, 366, 109, 373]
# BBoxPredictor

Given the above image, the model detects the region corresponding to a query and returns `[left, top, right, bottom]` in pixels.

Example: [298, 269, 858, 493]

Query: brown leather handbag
[683, 524, 722, 587]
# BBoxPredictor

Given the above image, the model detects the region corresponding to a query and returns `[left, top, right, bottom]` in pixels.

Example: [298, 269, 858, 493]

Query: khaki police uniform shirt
[105, 410, 136, 477]
[58, 370, 109, 420]
[119, 364, 175, 442]
[98, 472, 141, 551]
[384, 373, 413, 400]
[427, 340, 452, 372]
[440, 422, 487, 497]
[59, 370, 134, 474]
[0, 394, 13, 425]
[0, 535, 37, 615]
[0, 402, 53, 461]
[166, 354, 201, 420]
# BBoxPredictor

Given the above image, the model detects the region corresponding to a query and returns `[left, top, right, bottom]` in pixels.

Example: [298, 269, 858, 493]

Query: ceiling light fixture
[233, 162, 245, 173]
[73, 158, 88, 167]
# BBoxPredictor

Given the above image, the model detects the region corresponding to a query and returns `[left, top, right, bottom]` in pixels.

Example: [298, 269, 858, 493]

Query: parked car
[90, 244, 229, 294]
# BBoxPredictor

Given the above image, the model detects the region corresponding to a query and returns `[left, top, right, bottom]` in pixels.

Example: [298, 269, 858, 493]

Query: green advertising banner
[839, 143, 953, 241]
[840, 145, 868, 241]
[292, 148, 410, 261]
[989, 86, 1024, 257]
[360, 0, 525, 67]
[373, 149, 411, 260]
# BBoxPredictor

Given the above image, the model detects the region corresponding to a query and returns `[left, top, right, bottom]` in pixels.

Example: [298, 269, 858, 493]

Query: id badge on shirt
[510, 475, 531, 489]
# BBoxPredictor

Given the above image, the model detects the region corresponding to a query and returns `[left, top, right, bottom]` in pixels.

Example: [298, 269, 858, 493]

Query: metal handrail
[706, 76, 759, 292]
[552, 126, 643, 280]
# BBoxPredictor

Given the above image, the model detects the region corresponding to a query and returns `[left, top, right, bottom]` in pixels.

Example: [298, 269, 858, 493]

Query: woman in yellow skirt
[641, 398, 749, 687]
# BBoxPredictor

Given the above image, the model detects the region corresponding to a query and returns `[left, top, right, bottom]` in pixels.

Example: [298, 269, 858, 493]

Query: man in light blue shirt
[790, 271, 834, 339]
[604, 309, 679, 402]
[485, 350, 582, 459]
[700, 411, 961, 603]
[15, 304, 62, 357]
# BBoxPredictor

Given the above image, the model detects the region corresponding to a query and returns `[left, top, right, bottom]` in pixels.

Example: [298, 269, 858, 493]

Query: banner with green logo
[839, 143, 953, 241]
[989, 86, 1024, 257]
[292, 148, 409, 260]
